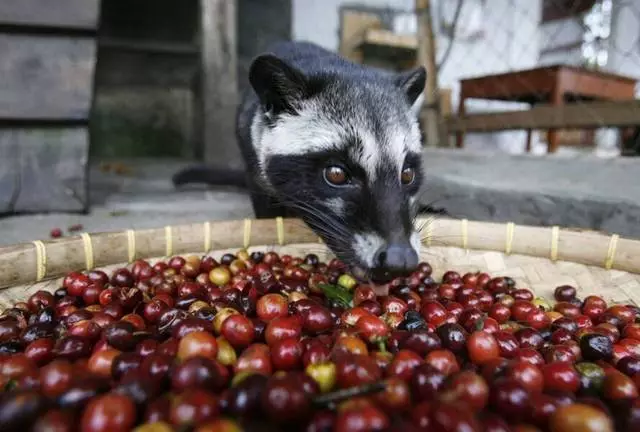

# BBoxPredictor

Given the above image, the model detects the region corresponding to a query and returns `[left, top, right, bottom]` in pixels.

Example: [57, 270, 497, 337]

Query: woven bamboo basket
[1, 217, 640, 310]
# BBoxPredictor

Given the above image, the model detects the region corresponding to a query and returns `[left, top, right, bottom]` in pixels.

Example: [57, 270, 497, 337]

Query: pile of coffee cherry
[1, 250, 639, 431]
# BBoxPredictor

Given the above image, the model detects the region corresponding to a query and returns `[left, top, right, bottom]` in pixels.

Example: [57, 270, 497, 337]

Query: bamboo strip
[0, 217, 638, 291]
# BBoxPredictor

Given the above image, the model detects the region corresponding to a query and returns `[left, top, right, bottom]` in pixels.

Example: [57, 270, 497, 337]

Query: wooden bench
[0, 0, 100, 214]
[439, 100, 640, 150]
[454, 66, 638, 153]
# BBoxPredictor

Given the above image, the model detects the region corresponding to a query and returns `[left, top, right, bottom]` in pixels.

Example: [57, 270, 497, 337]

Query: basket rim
[0, 216, 638, 290]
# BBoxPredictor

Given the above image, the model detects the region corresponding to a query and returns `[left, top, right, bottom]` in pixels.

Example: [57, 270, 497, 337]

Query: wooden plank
[359, 28, 417, 52]
[442, 101, 640, 133]
[339, 10, 382, 63]
[200, 0, 242, 169]
[0, 127, 88, 213]
[96, 50, 198, 88]
[416, 0, 447, 148]
[0, 0, 100, 30]
[99, 38, 199, 56]
[0, 34, 96, 121]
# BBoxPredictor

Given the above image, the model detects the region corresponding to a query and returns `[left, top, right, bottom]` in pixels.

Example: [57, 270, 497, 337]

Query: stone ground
[0, 149, 638, 247]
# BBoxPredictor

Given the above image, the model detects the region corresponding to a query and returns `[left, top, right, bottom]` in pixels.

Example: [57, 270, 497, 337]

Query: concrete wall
[609, 1, 640, 96]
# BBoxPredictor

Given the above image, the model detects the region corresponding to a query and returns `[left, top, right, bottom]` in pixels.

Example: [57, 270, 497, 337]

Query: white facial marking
[410, 231, 422, 257]
[324, 197, 345, 216]
[353, 232, 385, 268]
[252, 99, 422, 184]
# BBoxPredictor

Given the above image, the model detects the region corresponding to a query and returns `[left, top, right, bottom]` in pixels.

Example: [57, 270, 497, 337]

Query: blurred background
[0, 0, 639, 244]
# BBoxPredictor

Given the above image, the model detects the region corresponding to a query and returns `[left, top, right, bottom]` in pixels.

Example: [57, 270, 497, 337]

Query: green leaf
[319, 283, 353, 308]
[3, 379, 16, 392]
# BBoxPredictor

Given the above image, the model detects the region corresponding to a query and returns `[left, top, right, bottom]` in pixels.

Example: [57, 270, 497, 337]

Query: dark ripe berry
[602, 371, 639, 400]
[20, 322, 55, 345]
[358, 300, 382, 316]
[580, 333, 613, 362]
[544, 344, 577, 364]
[32, 409, 76, 432]
[388, 350, 423, 381]
[334, 404, 389, 432]
[542, 362, 580, 393]
[261, 374, 310, 424]
[57, 380, 105, 410]
[53, 335, 91, 361]
[104, 321, 137, 351]
[490, 379, 531, 421]
[551, 328, 573, 345]
[169, 388, 219, 426]
[235, 343, 273, 376]
[553, 317, 578, 334]
[223, 373, 268, 417]
[525, 308, 551, 330]
[410, 363, 446, 402]
[555, 301, 582, 319]
[271, 338, 303, 371]
[221, 314, 255, 349]
[173, 317, 211, 339]
[355, 315, 389, 343]
[555, 285, 577, 302]
[302, 305, 335, 335]
[24, 338, 55, 366]
[177, 330, 219, 361]
[467, 331, 500, 365]
[607, 305, 636, 326]
[218, 253, 235, 266]
[256, 294, 289, 322]
[493, 331, 518, 358]
[514, 328, 544, 350]
[428, 400, 481, 432]
[265, 315, 302, 346]
[171, 356, 225, 393]
[514, 347, 545, 366]
[440, 370, 489, 412]
[511, 300, 536, 322]
[88, 348, 121, 378]
[0, 390, 49, 430]
[505, 361, 544, 394]
[80, 393, 136, 432]
[336, 354, 382, 388]
[436, 323, 468, 354]
[425, 349, 460, 376]
[39, 359, 74, 398]
[459, 308, 483, 333]
[617, 355, 640, 377]
[111, 352, 143, 382]
[401, 330, 441, 356]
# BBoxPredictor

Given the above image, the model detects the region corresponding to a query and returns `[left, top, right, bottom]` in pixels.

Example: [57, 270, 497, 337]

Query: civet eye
[401, 167, 415, 185]
[323, 166, 349, 186]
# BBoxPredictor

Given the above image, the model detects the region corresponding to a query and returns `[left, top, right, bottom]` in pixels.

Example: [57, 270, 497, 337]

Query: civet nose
[373, 242, 419, 276]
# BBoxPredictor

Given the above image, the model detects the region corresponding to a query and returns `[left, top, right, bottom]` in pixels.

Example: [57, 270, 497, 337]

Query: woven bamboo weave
[0, 217, 639, 309]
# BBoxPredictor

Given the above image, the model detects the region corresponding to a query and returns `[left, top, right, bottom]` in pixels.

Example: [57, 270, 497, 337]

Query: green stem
[312, 382, 386, 407]
[377, 340, 387, 353]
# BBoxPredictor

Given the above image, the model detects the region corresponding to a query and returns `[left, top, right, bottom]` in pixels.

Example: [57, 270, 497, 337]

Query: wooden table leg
[456, 94, 466, 148]
[525, 129, 532, 153]
[547, 87, 563, 153]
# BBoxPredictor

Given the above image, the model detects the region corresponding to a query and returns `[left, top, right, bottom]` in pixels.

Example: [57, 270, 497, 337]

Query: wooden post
[415, 0, 447, 148]
[199, 0, 243, 169]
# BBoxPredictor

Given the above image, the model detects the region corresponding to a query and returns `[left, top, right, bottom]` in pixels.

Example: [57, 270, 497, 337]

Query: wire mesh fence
[338, 0, 640, 156]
